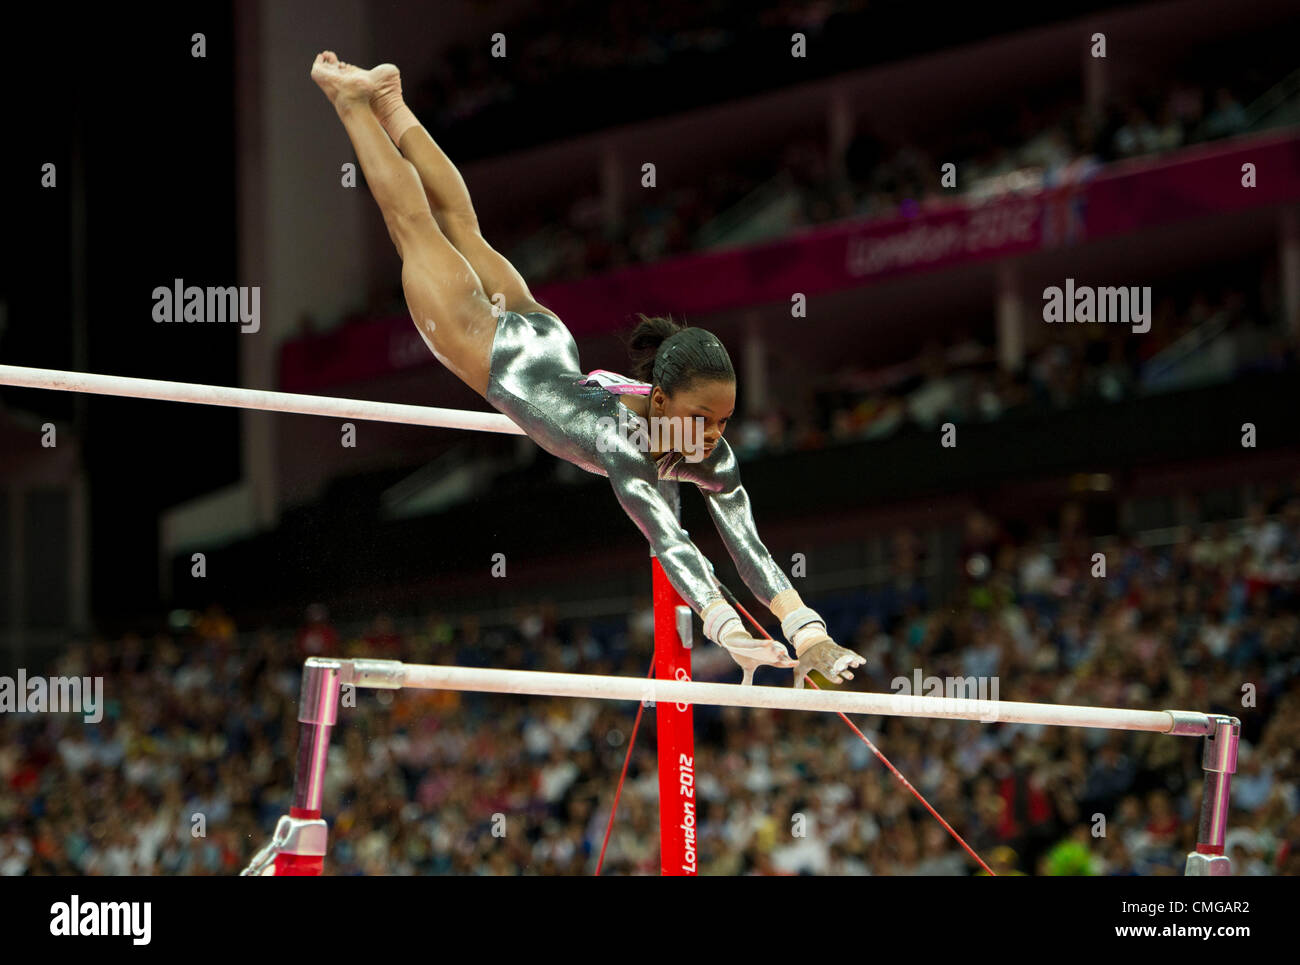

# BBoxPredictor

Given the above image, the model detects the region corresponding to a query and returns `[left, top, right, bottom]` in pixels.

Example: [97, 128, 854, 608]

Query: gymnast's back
[484, 308, 721, 487]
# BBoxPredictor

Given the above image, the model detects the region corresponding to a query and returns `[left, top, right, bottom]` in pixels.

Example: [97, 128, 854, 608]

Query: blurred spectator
[296, 604, 339, 657]
[1203, 88, 1249, 140]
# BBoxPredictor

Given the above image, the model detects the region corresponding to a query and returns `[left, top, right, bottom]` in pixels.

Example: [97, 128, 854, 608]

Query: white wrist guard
[702, 600, 743, 644]
[780, 606, 826, 642]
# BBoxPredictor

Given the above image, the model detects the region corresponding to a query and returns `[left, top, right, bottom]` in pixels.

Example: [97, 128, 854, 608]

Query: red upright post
[652, 559, 696, 875]
[651, 477, 698, 875]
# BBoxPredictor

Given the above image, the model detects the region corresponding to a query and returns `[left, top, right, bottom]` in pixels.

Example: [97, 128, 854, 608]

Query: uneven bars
[0, 363, 525, 435]
[332, 659, 1214, 735]
[251, 659, 1233, 874]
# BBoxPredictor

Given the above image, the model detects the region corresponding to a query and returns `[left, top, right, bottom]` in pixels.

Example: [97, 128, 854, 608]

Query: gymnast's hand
[790, 633, 865, 689]
[703, 600, 797, 686]
[778, 604, 865, 688]
[718, 627, 798, 686]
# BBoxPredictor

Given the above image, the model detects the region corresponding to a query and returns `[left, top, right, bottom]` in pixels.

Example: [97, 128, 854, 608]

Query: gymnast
[310, 53, 864, 688]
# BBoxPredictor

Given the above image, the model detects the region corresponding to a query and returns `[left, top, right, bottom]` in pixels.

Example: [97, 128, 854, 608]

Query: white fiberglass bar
[0, 364, 525, 435]
[339, 659, 1213, 735]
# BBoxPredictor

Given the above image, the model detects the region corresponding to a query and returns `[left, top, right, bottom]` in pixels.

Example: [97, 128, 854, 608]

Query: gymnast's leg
[310, 52, 498, 398]
[368, 65, 554, 320]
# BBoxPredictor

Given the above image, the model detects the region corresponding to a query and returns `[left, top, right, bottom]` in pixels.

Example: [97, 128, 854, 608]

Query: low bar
[340, 659, 1214, 735]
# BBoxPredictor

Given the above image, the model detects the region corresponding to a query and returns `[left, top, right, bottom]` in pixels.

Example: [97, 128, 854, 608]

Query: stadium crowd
[494, 74, 1267, 287]
[1, 492, 1297, 875]
[732, 273, 1300, 459]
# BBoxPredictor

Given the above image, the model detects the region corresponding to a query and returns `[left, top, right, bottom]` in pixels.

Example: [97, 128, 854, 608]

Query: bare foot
[310, 52, 349, 103]
[310, 52, 402, 111]
[366, 64, 407, 132]
[310, 51, 370, 106]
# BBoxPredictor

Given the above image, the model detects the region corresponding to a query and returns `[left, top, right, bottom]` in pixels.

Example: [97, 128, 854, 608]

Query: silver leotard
[485, 308, 792, 616]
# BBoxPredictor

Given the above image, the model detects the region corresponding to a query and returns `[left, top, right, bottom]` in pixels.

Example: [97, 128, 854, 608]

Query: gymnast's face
[651, 378, 735, 459]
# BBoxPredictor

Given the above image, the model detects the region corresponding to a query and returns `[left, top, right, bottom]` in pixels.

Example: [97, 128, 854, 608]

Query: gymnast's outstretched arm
[598, 438, 794, 684]
[696, 441, 866, 687]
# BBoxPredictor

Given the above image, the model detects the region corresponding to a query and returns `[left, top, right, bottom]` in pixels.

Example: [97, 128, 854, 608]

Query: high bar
[0, 363, 525, 435]
[323, 659, 1215, 736]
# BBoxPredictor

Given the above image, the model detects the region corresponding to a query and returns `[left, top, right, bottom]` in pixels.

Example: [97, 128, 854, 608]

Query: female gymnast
[310, 53, 864, 688]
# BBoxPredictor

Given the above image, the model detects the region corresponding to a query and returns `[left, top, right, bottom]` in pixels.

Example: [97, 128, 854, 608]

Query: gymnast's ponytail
[625, 313, 735, 395]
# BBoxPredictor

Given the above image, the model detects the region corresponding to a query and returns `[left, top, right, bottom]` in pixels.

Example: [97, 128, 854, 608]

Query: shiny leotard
[484, 309, 792, 616]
